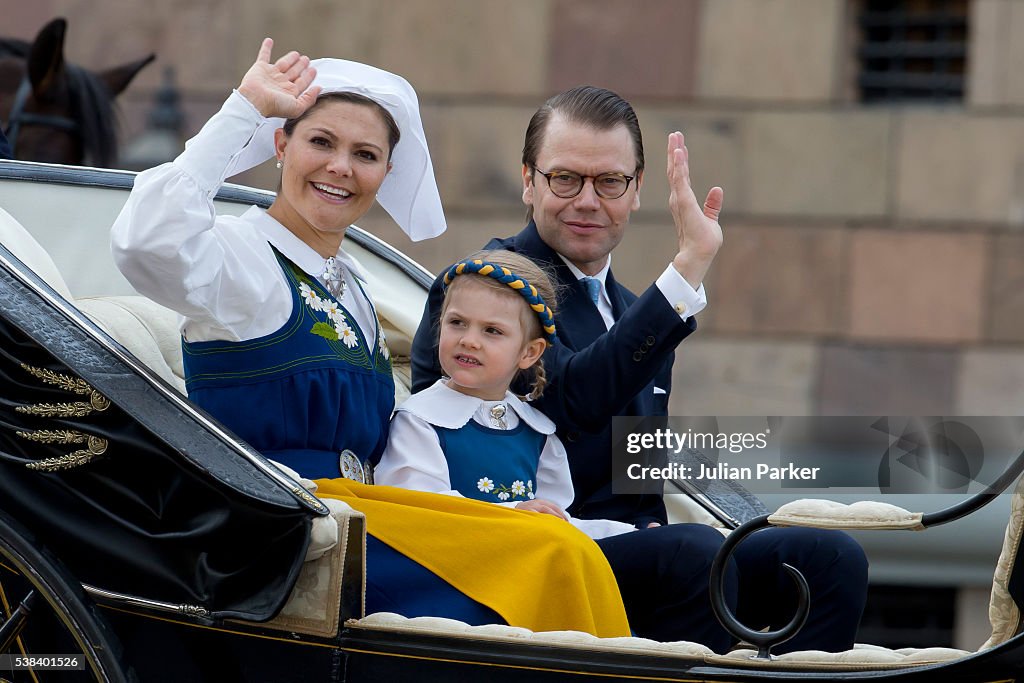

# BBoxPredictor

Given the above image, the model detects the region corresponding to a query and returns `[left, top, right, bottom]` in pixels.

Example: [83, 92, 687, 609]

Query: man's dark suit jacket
[411, 222, 695, 527]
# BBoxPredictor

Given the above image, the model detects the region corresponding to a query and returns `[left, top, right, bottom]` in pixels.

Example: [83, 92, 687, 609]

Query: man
[411, 86, 866, 653]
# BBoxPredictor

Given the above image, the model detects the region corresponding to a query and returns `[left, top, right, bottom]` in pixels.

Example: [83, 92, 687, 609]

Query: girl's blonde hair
[441, 249, 560, 401]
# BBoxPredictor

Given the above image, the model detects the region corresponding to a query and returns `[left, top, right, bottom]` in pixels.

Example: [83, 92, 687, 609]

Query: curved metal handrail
[921, 447, 1024, 527]
[708, 515, 810, 659]
[709, 446, 1024, 659]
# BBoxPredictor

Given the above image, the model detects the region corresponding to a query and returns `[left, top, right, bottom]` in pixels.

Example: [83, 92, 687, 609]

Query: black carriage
[1, 160, 1023, 682]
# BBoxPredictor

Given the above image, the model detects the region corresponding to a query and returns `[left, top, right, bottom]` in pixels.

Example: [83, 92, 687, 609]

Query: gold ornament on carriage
[290, 486, 323, 509]
[12, 363, 112, 471]
[14, 363, 111, 416]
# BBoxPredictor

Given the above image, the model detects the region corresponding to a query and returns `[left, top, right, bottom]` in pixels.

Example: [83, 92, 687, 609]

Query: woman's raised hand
[237, 38, 321, 119]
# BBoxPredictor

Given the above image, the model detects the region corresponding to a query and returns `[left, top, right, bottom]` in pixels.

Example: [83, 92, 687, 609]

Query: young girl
[377, 250, 635, 540]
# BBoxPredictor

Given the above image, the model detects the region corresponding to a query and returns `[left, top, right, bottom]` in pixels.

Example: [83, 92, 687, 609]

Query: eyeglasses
[533, 167, 636, 200]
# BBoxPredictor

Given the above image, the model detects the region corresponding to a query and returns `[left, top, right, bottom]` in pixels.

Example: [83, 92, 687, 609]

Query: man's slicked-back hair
[522, 85, 644, 174]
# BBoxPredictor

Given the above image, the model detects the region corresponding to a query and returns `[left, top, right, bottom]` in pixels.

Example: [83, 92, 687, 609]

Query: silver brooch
[339, 449, 373, 484]
[322, 257, 347, 299]
[489, 403, 508, 429]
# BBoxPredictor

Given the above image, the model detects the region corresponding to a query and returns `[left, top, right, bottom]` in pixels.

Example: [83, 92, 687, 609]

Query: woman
[111, 39, 629, 637]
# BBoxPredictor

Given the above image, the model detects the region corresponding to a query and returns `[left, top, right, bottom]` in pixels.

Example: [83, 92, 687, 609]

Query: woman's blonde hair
[441, 249, 560, 400]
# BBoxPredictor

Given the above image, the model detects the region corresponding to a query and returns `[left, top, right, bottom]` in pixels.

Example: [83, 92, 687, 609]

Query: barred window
[857, 0, 969, 103]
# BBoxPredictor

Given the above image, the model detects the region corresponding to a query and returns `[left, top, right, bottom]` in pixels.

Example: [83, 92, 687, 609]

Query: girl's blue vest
[435, 419, 546, 504]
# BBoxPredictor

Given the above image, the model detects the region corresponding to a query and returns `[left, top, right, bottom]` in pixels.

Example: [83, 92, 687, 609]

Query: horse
[0, 17, 154, 167]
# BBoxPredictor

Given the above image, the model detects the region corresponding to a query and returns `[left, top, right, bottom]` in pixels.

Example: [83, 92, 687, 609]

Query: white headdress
[224, 58, 446, 242]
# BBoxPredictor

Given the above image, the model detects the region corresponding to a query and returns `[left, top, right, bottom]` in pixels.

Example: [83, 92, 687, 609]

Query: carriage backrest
[0, 204, 186, 391]
[0, 205, 72, 299]
[75, 296, 186, 393]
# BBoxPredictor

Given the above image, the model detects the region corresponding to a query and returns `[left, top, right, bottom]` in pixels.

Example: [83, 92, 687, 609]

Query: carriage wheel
[0, 510, 131, 682]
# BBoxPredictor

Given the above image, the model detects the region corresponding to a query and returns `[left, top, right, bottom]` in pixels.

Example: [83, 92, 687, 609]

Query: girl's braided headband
[443, 259, 558, 345]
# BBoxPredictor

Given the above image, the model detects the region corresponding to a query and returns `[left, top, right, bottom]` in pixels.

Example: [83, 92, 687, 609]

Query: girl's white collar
[397, 379, 555, 434]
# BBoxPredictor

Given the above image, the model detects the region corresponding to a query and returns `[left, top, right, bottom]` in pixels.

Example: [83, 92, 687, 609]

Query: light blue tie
[581, 277, 601, 305]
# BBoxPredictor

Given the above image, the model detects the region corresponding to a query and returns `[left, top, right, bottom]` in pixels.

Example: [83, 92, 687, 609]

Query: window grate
[857, 0, 969, 103]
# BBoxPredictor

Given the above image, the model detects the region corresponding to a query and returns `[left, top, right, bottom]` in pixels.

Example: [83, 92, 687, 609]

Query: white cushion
[348, 613, 970, 669]
[0, 205, 73, 300]
[982, 472, 1024, 648]
[75, 296, 186, 394]
[769, 499, 924, 531]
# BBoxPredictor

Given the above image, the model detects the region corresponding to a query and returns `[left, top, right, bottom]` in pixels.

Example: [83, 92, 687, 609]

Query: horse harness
[2, 76, 79, 154]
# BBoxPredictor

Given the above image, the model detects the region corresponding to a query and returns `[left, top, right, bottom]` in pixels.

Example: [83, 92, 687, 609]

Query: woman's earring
[276, 159, 283, 169]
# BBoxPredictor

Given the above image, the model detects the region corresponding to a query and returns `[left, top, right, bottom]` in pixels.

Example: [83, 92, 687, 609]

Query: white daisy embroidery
[511, 480, 526, 497]
[379, 329, 390, 360]
[299, 282, 319, 308]
[477, 477, 494, 493]
[497, 491, 510, 501]
[322, 299, 341, 320]
[335, 321, 359, 348]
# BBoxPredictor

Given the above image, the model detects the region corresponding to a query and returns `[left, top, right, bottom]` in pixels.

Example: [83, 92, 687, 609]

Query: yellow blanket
[314, 479, 630, 637]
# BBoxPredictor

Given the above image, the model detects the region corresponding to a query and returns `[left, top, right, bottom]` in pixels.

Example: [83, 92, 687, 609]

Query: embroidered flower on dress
[485, 478, 535, 501]
[299, 282, 319, 308]
[379, 329, 390, 360]
[322, 299, 342, 321]
[301, 277, 358, 344]
[335, 321, 359, 348]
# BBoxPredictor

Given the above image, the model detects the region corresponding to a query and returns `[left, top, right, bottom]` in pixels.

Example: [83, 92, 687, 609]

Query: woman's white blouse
[111, 90, 376, 344]
[377, 380, 635, 540]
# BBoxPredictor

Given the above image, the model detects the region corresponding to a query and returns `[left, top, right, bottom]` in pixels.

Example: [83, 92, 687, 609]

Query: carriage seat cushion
[983, 472, 1024, 649]
[350, 613, 970, 671]
[75, 295, 186, 394]
[769, 499, 925, 531]
[242, 496, 365, 639]
[0, 205, 74, 300]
